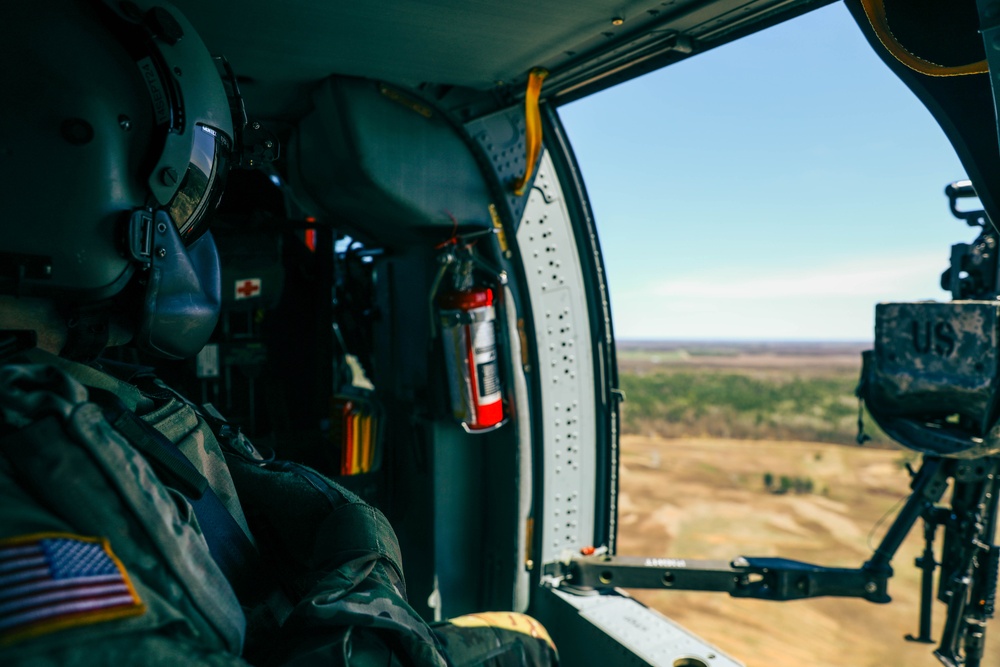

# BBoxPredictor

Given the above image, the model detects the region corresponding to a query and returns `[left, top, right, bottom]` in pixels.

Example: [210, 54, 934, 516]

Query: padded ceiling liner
[170, 0, 833, 117]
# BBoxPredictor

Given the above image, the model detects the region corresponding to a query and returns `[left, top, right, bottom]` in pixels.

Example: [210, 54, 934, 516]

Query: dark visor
[166, 124, 231, 244]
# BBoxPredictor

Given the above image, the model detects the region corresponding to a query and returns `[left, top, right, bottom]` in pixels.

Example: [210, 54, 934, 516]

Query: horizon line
[615, 337, 872, 345]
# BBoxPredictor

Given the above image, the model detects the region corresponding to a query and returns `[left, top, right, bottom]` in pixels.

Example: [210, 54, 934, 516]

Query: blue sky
[558, 2, 972, 342]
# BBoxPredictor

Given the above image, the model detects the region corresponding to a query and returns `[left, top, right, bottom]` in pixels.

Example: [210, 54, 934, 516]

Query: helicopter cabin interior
[114, 0, 1000, 665]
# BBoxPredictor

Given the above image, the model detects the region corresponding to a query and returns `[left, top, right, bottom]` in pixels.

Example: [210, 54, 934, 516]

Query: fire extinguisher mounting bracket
[460, 417, 509, 435]
[440, 308, 494, 326]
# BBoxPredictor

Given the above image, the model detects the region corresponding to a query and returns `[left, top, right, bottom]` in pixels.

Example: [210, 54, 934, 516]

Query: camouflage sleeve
[7, 634, 253, 667]
[225, 458, 448, 667]
[278, 552, 447, 667]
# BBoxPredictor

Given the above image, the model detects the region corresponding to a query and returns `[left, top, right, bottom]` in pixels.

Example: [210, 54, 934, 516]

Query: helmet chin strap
[59, 301, 112, 362]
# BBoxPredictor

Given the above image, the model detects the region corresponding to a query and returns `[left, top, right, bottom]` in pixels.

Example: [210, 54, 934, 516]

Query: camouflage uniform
[0, 350, 557, 666]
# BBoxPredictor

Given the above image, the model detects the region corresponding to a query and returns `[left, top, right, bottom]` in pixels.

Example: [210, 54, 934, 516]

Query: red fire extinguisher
[438, 286, 504, 430]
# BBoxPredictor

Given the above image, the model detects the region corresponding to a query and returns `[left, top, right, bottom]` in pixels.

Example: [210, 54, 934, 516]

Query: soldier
[0, 1, 557, 665]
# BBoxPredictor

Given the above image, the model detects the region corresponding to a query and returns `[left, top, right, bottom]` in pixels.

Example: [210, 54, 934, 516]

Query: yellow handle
[513, 68, 549, 196]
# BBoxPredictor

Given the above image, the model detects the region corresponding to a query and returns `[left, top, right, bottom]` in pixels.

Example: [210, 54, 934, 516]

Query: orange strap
[859, 0, 986, 77]
[513, 68, 549, 196]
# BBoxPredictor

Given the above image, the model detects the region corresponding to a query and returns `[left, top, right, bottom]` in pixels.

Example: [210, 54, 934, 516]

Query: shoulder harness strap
[87, 386, 269, 604]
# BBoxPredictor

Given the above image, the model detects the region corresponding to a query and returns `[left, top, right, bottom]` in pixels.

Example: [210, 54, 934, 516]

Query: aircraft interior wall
[136, 76, 532, 624]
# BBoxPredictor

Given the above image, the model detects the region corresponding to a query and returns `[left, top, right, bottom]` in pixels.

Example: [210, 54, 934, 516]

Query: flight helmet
[0, 0, 235, 359]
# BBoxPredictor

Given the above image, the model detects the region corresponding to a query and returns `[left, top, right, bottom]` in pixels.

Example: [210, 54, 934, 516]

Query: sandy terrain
[617, 435, 1000, 667]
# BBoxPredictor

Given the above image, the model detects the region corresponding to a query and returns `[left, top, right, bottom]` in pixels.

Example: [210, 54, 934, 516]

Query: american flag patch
[0, 534, 143, 642]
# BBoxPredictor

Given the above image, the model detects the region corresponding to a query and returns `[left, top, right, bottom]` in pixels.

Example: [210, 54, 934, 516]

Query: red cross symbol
[235, 278, 262, 300]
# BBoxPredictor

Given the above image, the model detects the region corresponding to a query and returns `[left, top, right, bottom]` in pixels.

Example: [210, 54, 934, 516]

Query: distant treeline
[619, 370, 890, 446]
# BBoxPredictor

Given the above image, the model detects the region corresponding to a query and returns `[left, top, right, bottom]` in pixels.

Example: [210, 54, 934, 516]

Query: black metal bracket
[946, 179, 988, 228]
[544, 554, 891, 603]
[544, 456, 955, 604]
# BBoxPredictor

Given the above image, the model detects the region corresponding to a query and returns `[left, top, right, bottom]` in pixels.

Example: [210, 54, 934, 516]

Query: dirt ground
[617, 435, 1000, 667]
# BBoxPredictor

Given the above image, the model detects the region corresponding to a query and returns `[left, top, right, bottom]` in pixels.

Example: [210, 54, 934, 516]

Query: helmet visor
[166, 124, 231, 244]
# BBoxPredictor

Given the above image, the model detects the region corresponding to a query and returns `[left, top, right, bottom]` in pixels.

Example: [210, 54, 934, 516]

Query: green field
[616, 342, 891, 447]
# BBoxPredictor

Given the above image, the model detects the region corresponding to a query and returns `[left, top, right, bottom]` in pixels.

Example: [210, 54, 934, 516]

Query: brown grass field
[615, 342, 1000, 667]
[616, 340, 869, 376]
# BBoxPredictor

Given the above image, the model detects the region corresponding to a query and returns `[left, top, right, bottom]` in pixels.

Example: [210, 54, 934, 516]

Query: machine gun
[545, 181, 1000, 667]
[867, 181, 1000, 667]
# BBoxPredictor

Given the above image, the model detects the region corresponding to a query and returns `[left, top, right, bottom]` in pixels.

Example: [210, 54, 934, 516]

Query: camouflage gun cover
[862, 300, 1000, 458]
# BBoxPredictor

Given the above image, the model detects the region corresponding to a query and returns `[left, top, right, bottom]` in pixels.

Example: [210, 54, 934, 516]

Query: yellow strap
[359, 411, 372, 473]
[447, 612, 557, 650]
[513, 68, 549, 196]
[351, 408, 362, 474]
[859, 0, 986, 77]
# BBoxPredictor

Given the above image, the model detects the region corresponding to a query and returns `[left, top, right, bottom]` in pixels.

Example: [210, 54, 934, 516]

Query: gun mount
[546, 555, 891, 603]
[941, 180, 998, 301]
